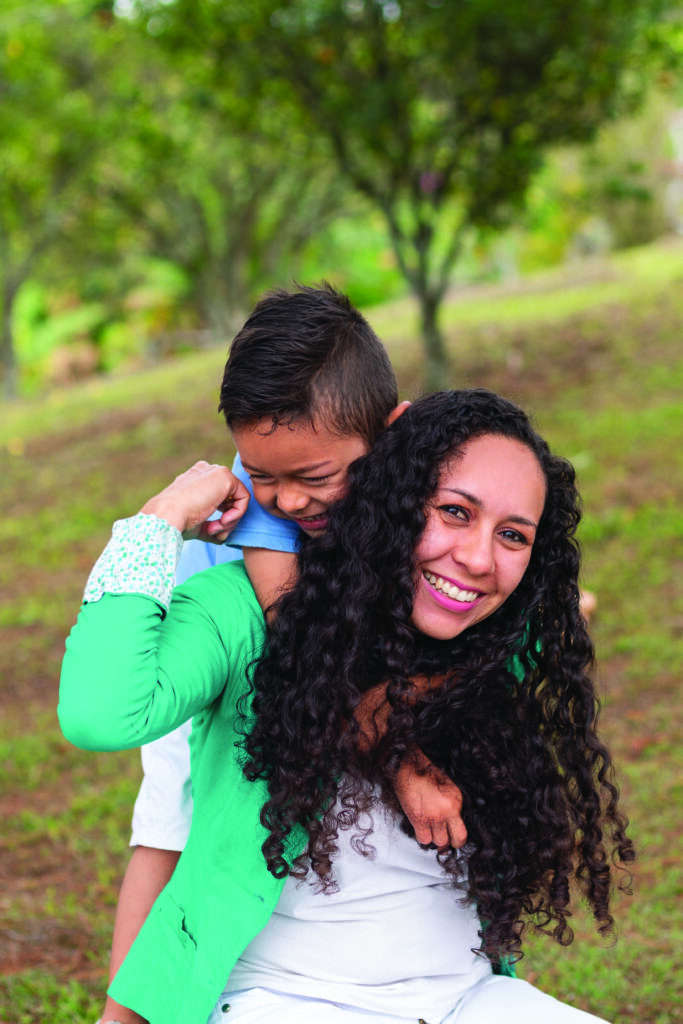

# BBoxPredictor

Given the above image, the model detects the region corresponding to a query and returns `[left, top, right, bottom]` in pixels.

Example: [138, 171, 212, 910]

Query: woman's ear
[385, 400, 411, 426]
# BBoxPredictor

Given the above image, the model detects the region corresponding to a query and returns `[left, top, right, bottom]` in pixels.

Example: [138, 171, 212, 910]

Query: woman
[59, 389, 633, 1024]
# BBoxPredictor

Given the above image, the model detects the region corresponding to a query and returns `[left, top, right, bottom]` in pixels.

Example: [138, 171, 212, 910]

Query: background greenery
[1, 237, 682, 1022]
[1, 0, 683, 395]
[2, 0, 683, 1020]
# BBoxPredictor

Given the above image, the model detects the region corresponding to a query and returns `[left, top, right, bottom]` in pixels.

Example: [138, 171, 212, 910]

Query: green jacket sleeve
[58, 560, 264, 752]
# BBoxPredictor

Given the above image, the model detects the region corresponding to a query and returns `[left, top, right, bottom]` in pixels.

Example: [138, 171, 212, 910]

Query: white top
[226, 787, 491, 1020]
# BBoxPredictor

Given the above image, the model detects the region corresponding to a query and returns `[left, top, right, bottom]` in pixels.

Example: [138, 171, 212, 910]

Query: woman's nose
[454, 528, 495, 576]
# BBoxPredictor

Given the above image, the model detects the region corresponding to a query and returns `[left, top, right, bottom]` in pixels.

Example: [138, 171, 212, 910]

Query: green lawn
[1, 237, 682, 1023]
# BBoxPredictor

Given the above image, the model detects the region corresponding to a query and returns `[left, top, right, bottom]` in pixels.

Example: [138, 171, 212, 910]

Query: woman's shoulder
[175, 556, 257, 601]
[168, 561, 266, 692]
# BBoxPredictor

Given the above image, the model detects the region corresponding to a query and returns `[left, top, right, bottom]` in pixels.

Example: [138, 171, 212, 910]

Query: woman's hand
[394, 749, 467, 850]
[140, 461, 250, 543]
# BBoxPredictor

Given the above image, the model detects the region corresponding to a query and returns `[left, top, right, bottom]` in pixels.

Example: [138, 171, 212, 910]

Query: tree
[0, 1, 142, 396]
[143, 0, 671, 388]
[0, 1, 345, 395]
[101, 48, 348, 338]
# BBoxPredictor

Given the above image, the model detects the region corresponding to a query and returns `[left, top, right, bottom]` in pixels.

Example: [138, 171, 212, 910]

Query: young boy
[99, 284, 465, 1024]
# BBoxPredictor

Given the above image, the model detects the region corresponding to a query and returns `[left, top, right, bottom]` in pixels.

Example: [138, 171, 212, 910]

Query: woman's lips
[422, 571, 484, 611]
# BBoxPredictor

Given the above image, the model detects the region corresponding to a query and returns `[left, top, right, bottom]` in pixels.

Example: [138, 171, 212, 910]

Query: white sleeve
[131, 721, 193, 851]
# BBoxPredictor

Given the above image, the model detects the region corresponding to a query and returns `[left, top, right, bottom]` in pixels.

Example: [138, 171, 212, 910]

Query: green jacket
[59, 561, 306, 1024]
[60, 559, 514, 1023]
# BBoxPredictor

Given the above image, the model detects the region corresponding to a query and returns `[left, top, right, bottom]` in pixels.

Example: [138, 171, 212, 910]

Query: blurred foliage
[517, 91, 679, 269]
[94, 32, 349, 335]
[0, 0, 137, 394]
[138, 0, 681, 386]
[0, 0, 348, 395]
[295, 205, 405, 307]
[1, 0, 682, 397]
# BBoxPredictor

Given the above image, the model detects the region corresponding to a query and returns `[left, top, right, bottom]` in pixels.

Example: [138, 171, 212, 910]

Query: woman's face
[410, 434, 547, 641]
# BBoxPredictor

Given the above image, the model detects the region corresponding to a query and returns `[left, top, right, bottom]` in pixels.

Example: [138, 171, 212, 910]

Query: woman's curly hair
[242, 388, 634, 965]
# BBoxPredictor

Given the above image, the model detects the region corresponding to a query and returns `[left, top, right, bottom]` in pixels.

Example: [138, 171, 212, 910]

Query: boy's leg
[101, 846, 180, 1024]
[100, 724, 193, 1023]
[443, 975, 609, 1024]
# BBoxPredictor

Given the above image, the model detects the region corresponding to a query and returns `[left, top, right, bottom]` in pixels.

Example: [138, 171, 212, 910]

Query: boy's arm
[242, 548, 298, 612]
[352, 678, 467, 850]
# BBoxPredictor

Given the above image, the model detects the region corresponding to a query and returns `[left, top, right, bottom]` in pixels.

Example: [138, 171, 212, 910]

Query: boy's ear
[385, 400, 411, 427]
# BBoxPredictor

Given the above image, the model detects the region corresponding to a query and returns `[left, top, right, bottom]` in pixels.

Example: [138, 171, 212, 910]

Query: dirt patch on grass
[0, 759, 135, 989]
[0, 845, 104, 984]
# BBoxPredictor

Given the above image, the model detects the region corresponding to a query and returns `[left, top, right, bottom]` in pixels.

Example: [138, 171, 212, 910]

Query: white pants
[206, 979, 609, 1024]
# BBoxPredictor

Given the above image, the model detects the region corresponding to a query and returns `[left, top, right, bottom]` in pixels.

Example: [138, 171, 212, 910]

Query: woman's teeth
[424, 572, 479, 602]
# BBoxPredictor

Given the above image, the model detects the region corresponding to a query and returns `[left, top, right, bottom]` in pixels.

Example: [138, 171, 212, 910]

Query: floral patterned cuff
[83, 514, 183, 610]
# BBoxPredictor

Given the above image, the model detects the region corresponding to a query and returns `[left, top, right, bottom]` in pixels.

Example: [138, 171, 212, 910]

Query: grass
[1, 236, 682, 1022]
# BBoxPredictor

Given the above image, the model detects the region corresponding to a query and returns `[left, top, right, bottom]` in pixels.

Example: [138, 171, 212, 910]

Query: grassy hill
[1, 238, 682, 1022]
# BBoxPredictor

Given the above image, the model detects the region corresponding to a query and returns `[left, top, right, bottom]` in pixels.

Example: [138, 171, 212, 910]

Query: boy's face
[232, 417, 369, 536]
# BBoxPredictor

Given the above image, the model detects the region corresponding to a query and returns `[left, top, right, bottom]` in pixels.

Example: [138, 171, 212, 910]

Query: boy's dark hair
[218, 283, 398, 445]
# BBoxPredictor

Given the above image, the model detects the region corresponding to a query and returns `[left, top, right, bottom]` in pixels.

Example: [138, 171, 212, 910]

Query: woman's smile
[422, 571, 484, 607]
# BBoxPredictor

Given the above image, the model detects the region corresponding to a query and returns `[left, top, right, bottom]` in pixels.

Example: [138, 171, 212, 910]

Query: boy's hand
[394, 749, 467, 850]
[140, 461, 250, 542]
[351, 676, 466, 848]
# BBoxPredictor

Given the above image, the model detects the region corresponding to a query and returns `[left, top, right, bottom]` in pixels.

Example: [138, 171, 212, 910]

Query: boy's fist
[140, 461, 250, 542]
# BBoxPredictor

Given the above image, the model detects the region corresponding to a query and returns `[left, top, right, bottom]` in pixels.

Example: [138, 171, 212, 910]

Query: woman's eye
[439, 504, 469, 521]
[303, 475, 331, 484]
[500, 528, 528, 545]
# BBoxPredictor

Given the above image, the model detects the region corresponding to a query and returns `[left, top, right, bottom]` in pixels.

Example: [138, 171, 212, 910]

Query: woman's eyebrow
[508, 516, 539, 529]
[443, 487, 481, 506]
[442, 488, 539, 529]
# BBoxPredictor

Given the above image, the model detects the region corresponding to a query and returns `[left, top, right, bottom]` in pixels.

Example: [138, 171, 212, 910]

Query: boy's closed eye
[247, 471, 332, 485]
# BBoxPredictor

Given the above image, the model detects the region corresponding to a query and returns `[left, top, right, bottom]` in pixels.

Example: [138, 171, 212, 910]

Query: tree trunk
[0, 282, 18, 399]
[417, 286, 449, 393]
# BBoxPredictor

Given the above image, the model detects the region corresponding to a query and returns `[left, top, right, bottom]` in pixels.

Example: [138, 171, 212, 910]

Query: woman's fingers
[139, 462, 250, 537]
